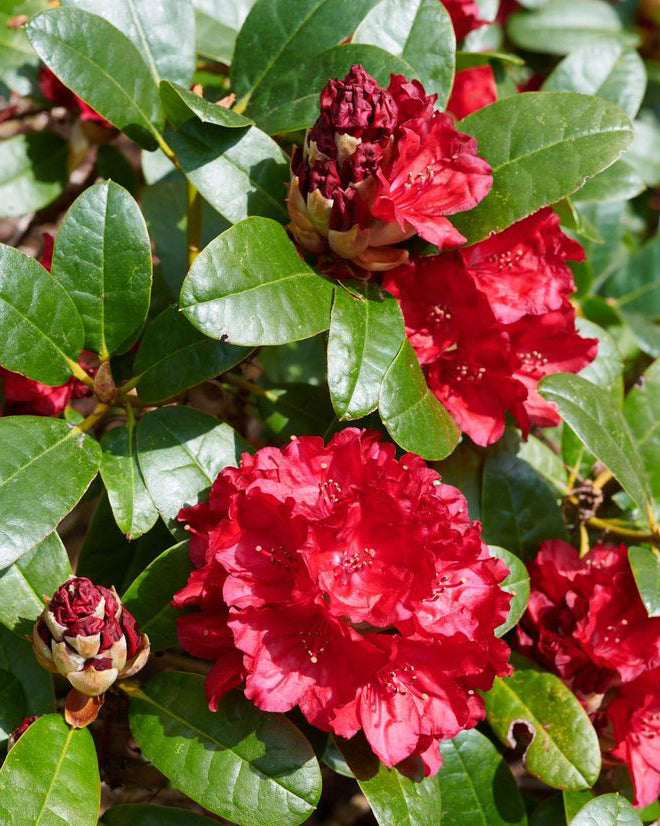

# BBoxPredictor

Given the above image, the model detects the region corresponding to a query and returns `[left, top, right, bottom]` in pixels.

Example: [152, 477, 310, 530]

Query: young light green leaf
[0, 244, 84, 385]
[161, 81, 253, 128]
[453, 93, 634, 244]
[192, 0, 257, 65]
[489, 546, 530, 637]
[122, 541, 191, 651]
[328, 281, 405, 420]
[485, 663, 601, 790]
[0, 132, 67, 219]
[180, 218, 334, 346]
[0, 532, 71, 635]
[51, 180, 152, 357]
[134, 307, 252, 404]
[0, 417, 100, 567]
[353, 0, 455, 107]
[379, 338, 460, 460]
[26, 7, 162, 149]
[570, 794, 642, 826]
[103, 804, 218, 826]
[437, 729, 527, 826]
[129, 672, 322, 826]
[0, 714, 99, 826]
[628, 545, 660, 618]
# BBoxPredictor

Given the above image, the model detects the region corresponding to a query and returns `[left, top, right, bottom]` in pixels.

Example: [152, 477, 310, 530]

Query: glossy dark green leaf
[570, 794, 642, 826]
[100, 424, 158, 540]
[180, 218, 334, 346]
[485, 662, 601, 791]
[161, 81, 253, 128]
[481, 452, 567, 557]
[129, 672, 322, 826]
[624, 359, 660, 503]
[103, 804, 217, 826]
[489, 545, 530, 637]
[52, 181, 152, 357]
[245, 43, 414, 135]
[576, 318, 623, 400]
[453, 93, 634, 244]
[0, 625, 54, 717]
[542, 38, 646, 119]
[0, 670, 25, 747]
[0, 132, 68, 219]
[0, 714, 99, 826]
[26, 7, 162, 148]
[134, 307, 251, 404]
[192, 0, 256, 64]
[628, 545, 660, 618]
[122, 541, 191, 651]
[507, 0, 625, 55]
[354, 0, 455, 107]
[540, 374, 653, 523]
[0, 417, 100, 567]
[564, 791, 594, 822]
[257, 383, 335, 440]
[137, 406, 248, 533]
[602, 234, 660, 320]
[231, 0, 380, 105]
[0, 532, 71, 635]
[379, 338, 459, 460]
[437, 728, 527, 826]
[435, 441, 484, 519]
[335, 733, 442, 826]
[169, 120, 289, 224]
[517, 435, 569, 495]
[328, 281, 404, 420]
[575, 160, 645, 203]
[0, 244, 84, 385]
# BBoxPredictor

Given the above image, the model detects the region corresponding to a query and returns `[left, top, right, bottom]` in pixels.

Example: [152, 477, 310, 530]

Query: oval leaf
[193, 0, 256, 65]
[0, 671, 25, 747]
[570, 794, 642, 826]
[602, 233, 660, 320]
[180, 218, 334, 346]
[628, 545, 660, 618]
[379, 338, 460, 460]
[489, 545, 530, 637]
[129, 672, 322, 826]
[0, 417, 100, 567]
[0, 625, 54, 718]
[484, 663, 601, 790]
[0, 132, 67, 219]
[328, 281, 405, 420]
[453, 92, 634, 244]
[0, 714, 100, 826]
[103, 804, 218, 826]
[0, 244, 84, 385]
[161, 80, 253, 128]
[575, 160, 645, 204]
[624, 359, 660, 503]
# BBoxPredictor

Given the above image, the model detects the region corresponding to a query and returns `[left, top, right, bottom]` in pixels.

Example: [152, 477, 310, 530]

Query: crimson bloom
[440, 0, 486, 39]
[446, 66, 498, 120]
[174, 428, 511, 772]
[39, 67, 112, 128]
[7, 716, 39, 751]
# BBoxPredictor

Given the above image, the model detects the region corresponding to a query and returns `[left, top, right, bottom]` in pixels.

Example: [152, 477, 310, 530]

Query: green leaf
[0, 3, 46, 97]
[51, 180, 152, 357]
[540, 374, 653, 523]
[245, 43, 415, 135]
[624, 359, 660, 503]
[103, 804, 218, 826]
[602, 233, 660, 320]
[122, 541, 191, 650]
[576, 318, 623, 400]
[134, 307, 252, 404]
[169, 120, 290, 224]
[564, 791, 594, 823]
[100, 424, 159, 540]
[489, 545, 530, 637]
[507, 0, 625, 55]
[161, 81, 253, 128]
[0, 625, 54, 717]
[180, 218, 334, 346]
[192, 0, 256, 65]
[259, 337, 326, 386]
[0, 714, 99, 826]
[231, 0, 380, 105]
[0, 417, 100, 567]
[484, 662, 601, 791]
[453, 93, 634, 244]
[0, 132, 68, 219]
[257, 383, 334, 441]
[129, 672, 322, 826]
[328, 281, 404, 420]
[379, 338, 459, 460]
[542, 37, 646, 119]
[0, 244, 84, 385]
[0, 670, 25, 747]
[574, 160, 645, 204]
[353, 0, 455, 107]
[63, 0, 195, 87]
[437, 728, 527, 826]
[26, 7, 162, 149]
[335, 733, 442, 826]
[627, 114, 660, 188]
[0, 532, 71, 635]
[137, 406, 248, 533]
[570, 794, 642, 826]
[481, 452, 567, 557]
[517, 434, 569, 495]
[628, 545, 660, 618]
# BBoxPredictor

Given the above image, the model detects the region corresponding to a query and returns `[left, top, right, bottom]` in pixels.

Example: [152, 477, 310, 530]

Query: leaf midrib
[184, 271, 321, 308]
[0, 428, 78, 493]
[33, 727, 75, 826]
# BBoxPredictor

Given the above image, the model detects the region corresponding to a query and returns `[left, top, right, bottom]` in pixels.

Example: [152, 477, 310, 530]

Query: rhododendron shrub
[0, 1, 658, 824]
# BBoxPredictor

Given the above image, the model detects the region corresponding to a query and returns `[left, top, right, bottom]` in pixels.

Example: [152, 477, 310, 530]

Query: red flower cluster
[39, 67, 111, 128]
[446, 66, 497, 121]
[174, 428, 511, 772]
[287, 65, 492, 271]
[441, 0, 487, 39]
[383, 208, 597, 445]
[517, 541, 660, 807]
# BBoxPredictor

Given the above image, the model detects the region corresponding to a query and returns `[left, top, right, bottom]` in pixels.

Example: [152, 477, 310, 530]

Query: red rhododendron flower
[440, 0, 486, 39]
[446, 66, 498, 120]
[287, 65, 492, 272]
[39, 67, 112, 127]
[174, 428, 511, 772]
[460, 208, 586, 323]
[7, 716, 39, 751]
